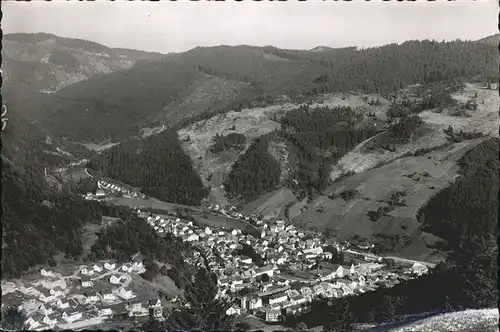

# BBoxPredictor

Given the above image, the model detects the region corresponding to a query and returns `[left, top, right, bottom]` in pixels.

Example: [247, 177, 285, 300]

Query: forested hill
[87, 130, 209, 206]
[2, 32, 164, 94]
[12, 37, 497, 144]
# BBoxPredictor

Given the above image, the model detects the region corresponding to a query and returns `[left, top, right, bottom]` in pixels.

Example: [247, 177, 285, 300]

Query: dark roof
[269, 292, 287, 300]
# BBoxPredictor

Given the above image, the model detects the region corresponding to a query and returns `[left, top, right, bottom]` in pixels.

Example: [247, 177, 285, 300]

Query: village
[2, 179, 433, 330]
[1, 253, 175, 331]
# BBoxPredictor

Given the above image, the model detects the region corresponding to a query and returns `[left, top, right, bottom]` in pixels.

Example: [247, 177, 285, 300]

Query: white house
[104, 262, 116, 271]
[62, 309, 83, 323]
[101, 291, 117, 302]
[109, 275, 123, 285]
[225, 307, 241, 316]
[56, 299, 70, 309]
[49, 286, 64, 297]
[121, 263, 133, 272]
[38, 289, 55, 303]
[42, 315, 57, 328]
[40, 269, 52, 277]
[269, 292, 288, 305]
[25, 316, 41, 330]
[93, 264, 103, 273]
[248, 296, 263, 310]
[412, 263, 428, 275]
[132, 261, 144, 272]
[118, 288, 135, 299]
[265, 309, 280, 322]
[99, 307, 113, 316]
[80, 277, 93, 288]
[84, 291, 100, 303]
[127, 301, 148, 317]
[205, 227, 213, 235]
[38, 304, 53, 316]
[291, 295, 307, 305]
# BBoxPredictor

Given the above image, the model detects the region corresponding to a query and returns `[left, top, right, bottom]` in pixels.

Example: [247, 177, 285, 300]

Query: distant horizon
[3, 1, 497, 54]
[4, 30, 498, 56]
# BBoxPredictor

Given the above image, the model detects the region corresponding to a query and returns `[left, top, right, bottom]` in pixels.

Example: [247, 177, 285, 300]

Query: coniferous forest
[88, 130, 209, 206]
[223, 133, 282, 202]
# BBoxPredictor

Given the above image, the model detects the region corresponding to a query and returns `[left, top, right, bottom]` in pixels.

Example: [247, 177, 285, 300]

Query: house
[38, 304, 53, 316]
[148, 299, 162, 308]
[269, 292, 288, 305]
[62, 308, 83, 323]
[25, 315, 41, 329]
[80, 276, 94, 288]
[92, 264, 103, 273]
[42, 314, 58, 327]
[83, 291, 100, 303]
[248, 296, 263, 310]
[127, 301, 143, 312]
[49, 286, 64, 297]
[322, 252, 333, 260]
[265, 309, 280, 322]
[109, 275, 123, 285]
[291, 295, 307, 305]
[127, 301, 148, 316]
[40, 269, 52, 277]
[100, 291, 117, 302]
[104, 262, 116, 271]
[121, 263, 132, 272]
[38, 288, 54, 303]
[80, 267, 90, 275]
[150, 306, 164, 320]
[99, 307, 114, 316]
[118, 288, 135, 300]
[55, 299, 70, 309]
[226, 306, 241, 316]
[411, 263, 428, 275]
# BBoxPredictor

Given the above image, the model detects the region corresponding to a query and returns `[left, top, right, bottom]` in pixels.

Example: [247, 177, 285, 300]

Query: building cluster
[3, 258, 172, 331]
[55, 187, 432, 326]
[133, 206, 430, 324]
[84, 180, 145, 201]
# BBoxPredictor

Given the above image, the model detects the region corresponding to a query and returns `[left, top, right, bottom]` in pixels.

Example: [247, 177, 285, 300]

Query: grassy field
[240, 187, 296, 220]
[108, 197, 182, 212]
[80, 222, 102, 258]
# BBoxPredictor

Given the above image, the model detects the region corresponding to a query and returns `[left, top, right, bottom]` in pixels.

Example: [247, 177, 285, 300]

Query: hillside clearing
[330, 83, 499, 181]
[289, 136, 490, 262]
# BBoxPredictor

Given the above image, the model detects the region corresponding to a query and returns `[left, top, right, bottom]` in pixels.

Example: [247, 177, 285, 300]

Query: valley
[2, 29, 498, 332]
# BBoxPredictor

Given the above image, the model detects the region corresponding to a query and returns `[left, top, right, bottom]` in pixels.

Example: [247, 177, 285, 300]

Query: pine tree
[1, 306, 27, 331]
[166, 250, 236, 331]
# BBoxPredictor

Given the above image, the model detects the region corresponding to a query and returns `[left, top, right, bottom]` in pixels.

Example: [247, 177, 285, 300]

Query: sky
[3, 0, 498, 54]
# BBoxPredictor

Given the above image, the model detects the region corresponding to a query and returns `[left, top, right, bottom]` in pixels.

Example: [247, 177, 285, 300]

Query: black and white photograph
[1, 1, 498, 331]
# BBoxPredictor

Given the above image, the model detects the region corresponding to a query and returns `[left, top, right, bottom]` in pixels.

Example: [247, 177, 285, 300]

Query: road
[84, 168, 93, 178]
